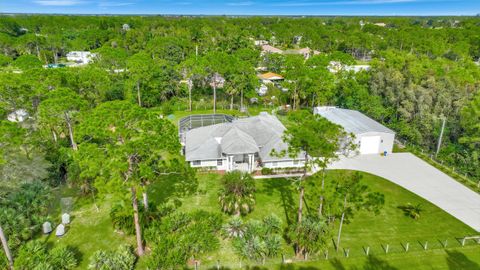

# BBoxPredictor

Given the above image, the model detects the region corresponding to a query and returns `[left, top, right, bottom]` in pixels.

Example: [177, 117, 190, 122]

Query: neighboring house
[7, 109, 29, 123]
[261, 44, 283, 55]
[66, 51, 96, 65]
[283, 47, 320, 60]
[314, 107, 395, 155]
[254, 40, 268, 46]
[373, 22, 387, 27]
[257, 72, 284, 84]
[184, 112, 305, 172]
[122, 23, 130, 31]
[327, 61, 370, 73]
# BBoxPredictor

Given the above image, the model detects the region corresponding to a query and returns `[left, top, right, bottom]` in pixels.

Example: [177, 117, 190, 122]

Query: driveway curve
[328, 152, 480, 232]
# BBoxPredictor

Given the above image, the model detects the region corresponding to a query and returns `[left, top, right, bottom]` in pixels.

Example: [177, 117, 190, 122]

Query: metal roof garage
[314, 107, 396, 155]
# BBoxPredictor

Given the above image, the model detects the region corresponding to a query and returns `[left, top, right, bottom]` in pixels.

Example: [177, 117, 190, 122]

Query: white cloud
[33, 0, 87, 6]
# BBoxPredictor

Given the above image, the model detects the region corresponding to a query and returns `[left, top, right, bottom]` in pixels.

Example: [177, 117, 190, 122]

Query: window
[217, 159, 223, 166]
[192, 160, 201, 166]
[293, 160, 299, 165]
[272, 161, 278, 167]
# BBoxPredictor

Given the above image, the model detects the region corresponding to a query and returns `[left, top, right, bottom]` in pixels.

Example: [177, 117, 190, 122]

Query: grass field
[44, 170, 480, 269]
[148, 170, 480, 269]
[43, 192, 135, 269]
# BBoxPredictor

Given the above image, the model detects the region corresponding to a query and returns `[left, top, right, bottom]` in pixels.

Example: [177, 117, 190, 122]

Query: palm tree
[218, 171, 256, 216]
[405, 203, 423, 220]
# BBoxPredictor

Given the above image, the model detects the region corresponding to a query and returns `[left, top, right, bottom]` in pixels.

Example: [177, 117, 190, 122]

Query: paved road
[328, 152, 480, 232]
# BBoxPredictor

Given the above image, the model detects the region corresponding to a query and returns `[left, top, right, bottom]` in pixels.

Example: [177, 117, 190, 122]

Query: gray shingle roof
[185, 112, 300, 161]
[314, 107, 395, 135]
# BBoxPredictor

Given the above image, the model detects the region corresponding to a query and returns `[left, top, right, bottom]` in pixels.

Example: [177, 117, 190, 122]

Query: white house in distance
[66, 51, 96, 65]
[327, 61, 371, 73]
[184, 112, 305, 172]
[314, 107, 395, 155]
[256, 72, 284, 96]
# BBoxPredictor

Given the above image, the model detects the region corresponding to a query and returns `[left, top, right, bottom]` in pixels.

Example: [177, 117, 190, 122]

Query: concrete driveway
[328, 152, 480, 232]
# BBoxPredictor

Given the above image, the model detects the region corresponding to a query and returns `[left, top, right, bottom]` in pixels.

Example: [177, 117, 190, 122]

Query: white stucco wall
[355, 132, 395, 155]
[190, 159, 228, 170]
[263, 159, 305, 169]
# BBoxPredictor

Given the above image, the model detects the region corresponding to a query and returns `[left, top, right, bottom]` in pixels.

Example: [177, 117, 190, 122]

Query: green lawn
[149, 170, 480, 269]
[43, 192, 135, 269]
[44, 170, 480, 269]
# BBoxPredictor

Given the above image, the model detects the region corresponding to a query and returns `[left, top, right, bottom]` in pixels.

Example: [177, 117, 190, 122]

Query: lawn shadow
[278, 264, 321, 270]
[330, 258, 347, 270]
[148, 171, 198, 205]
[445, 250, 480, 270]
[361, 255, 398, 270]
[396, 205, 413, 218]
[261, 178, 296, 225]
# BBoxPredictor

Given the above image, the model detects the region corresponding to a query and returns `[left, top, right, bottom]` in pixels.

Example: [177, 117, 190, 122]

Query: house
[254, 40, 268, 46]
[66, 51, 96, 65]
[314, 107, 395, 155]
[373, 22, 387, 27]
[257, 72, 284, 84]
[122, 23, 130, 31]
[327, 61, 370, 73]
[283, 47, 320, 60]
[184, 112, 305, 172]
[261, 44, 283, 55]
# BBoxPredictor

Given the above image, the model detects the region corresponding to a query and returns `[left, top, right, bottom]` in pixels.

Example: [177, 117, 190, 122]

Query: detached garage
[314, 107, 395, 155]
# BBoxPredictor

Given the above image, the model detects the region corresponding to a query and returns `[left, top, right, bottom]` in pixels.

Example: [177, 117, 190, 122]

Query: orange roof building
[257, 72, 284, 81]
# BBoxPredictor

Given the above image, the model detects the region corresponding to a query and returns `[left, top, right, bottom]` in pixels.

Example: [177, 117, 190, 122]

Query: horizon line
[1, 12, 479, 17]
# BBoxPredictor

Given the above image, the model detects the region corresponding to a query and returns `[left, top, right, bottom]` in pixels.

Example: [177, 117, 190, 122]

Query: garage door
[359, 136, 380, 154]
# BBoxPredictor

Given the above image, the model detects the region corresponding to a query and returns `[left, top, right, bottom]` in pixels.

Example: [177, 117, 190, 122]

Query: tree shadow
[361, 255, 398, 270]
[261, 178, 296, 225]
[147, 168, 198, 206]
[330, 258, 347, 270]
[445, 250, 480, 270]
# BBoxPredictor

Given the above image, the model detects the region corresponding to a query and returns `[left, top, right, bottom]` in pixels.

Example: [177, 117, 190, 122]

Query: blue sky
[2, 0, 479, 15]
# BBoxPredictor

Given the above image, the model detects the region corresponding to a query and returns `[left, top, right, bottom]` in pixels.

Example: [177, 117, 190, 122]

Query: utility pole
[435, 116, 446, 158]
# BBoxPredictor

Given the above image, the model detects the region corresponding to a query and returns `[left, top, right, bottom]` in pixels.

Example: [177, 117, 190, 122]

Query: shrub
[0, 181, 52, 250]
[88, 245, 136, 270]
[261, 167, 273, 175]
[14, 241, 78, 270]
[218, 171, 256, 216]
[162, 102, 174, 116]
[146, 210, 222, 269]
[286, 216, 330, 258]
[226, 215, 283, 262]
[223, 216, 245, 238]
[399, 203, 423, 220]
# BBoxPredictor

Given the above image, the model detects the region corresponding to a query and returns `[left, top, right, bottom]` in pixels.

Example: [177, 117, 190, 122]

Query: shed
[314, 107, 395, 155]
